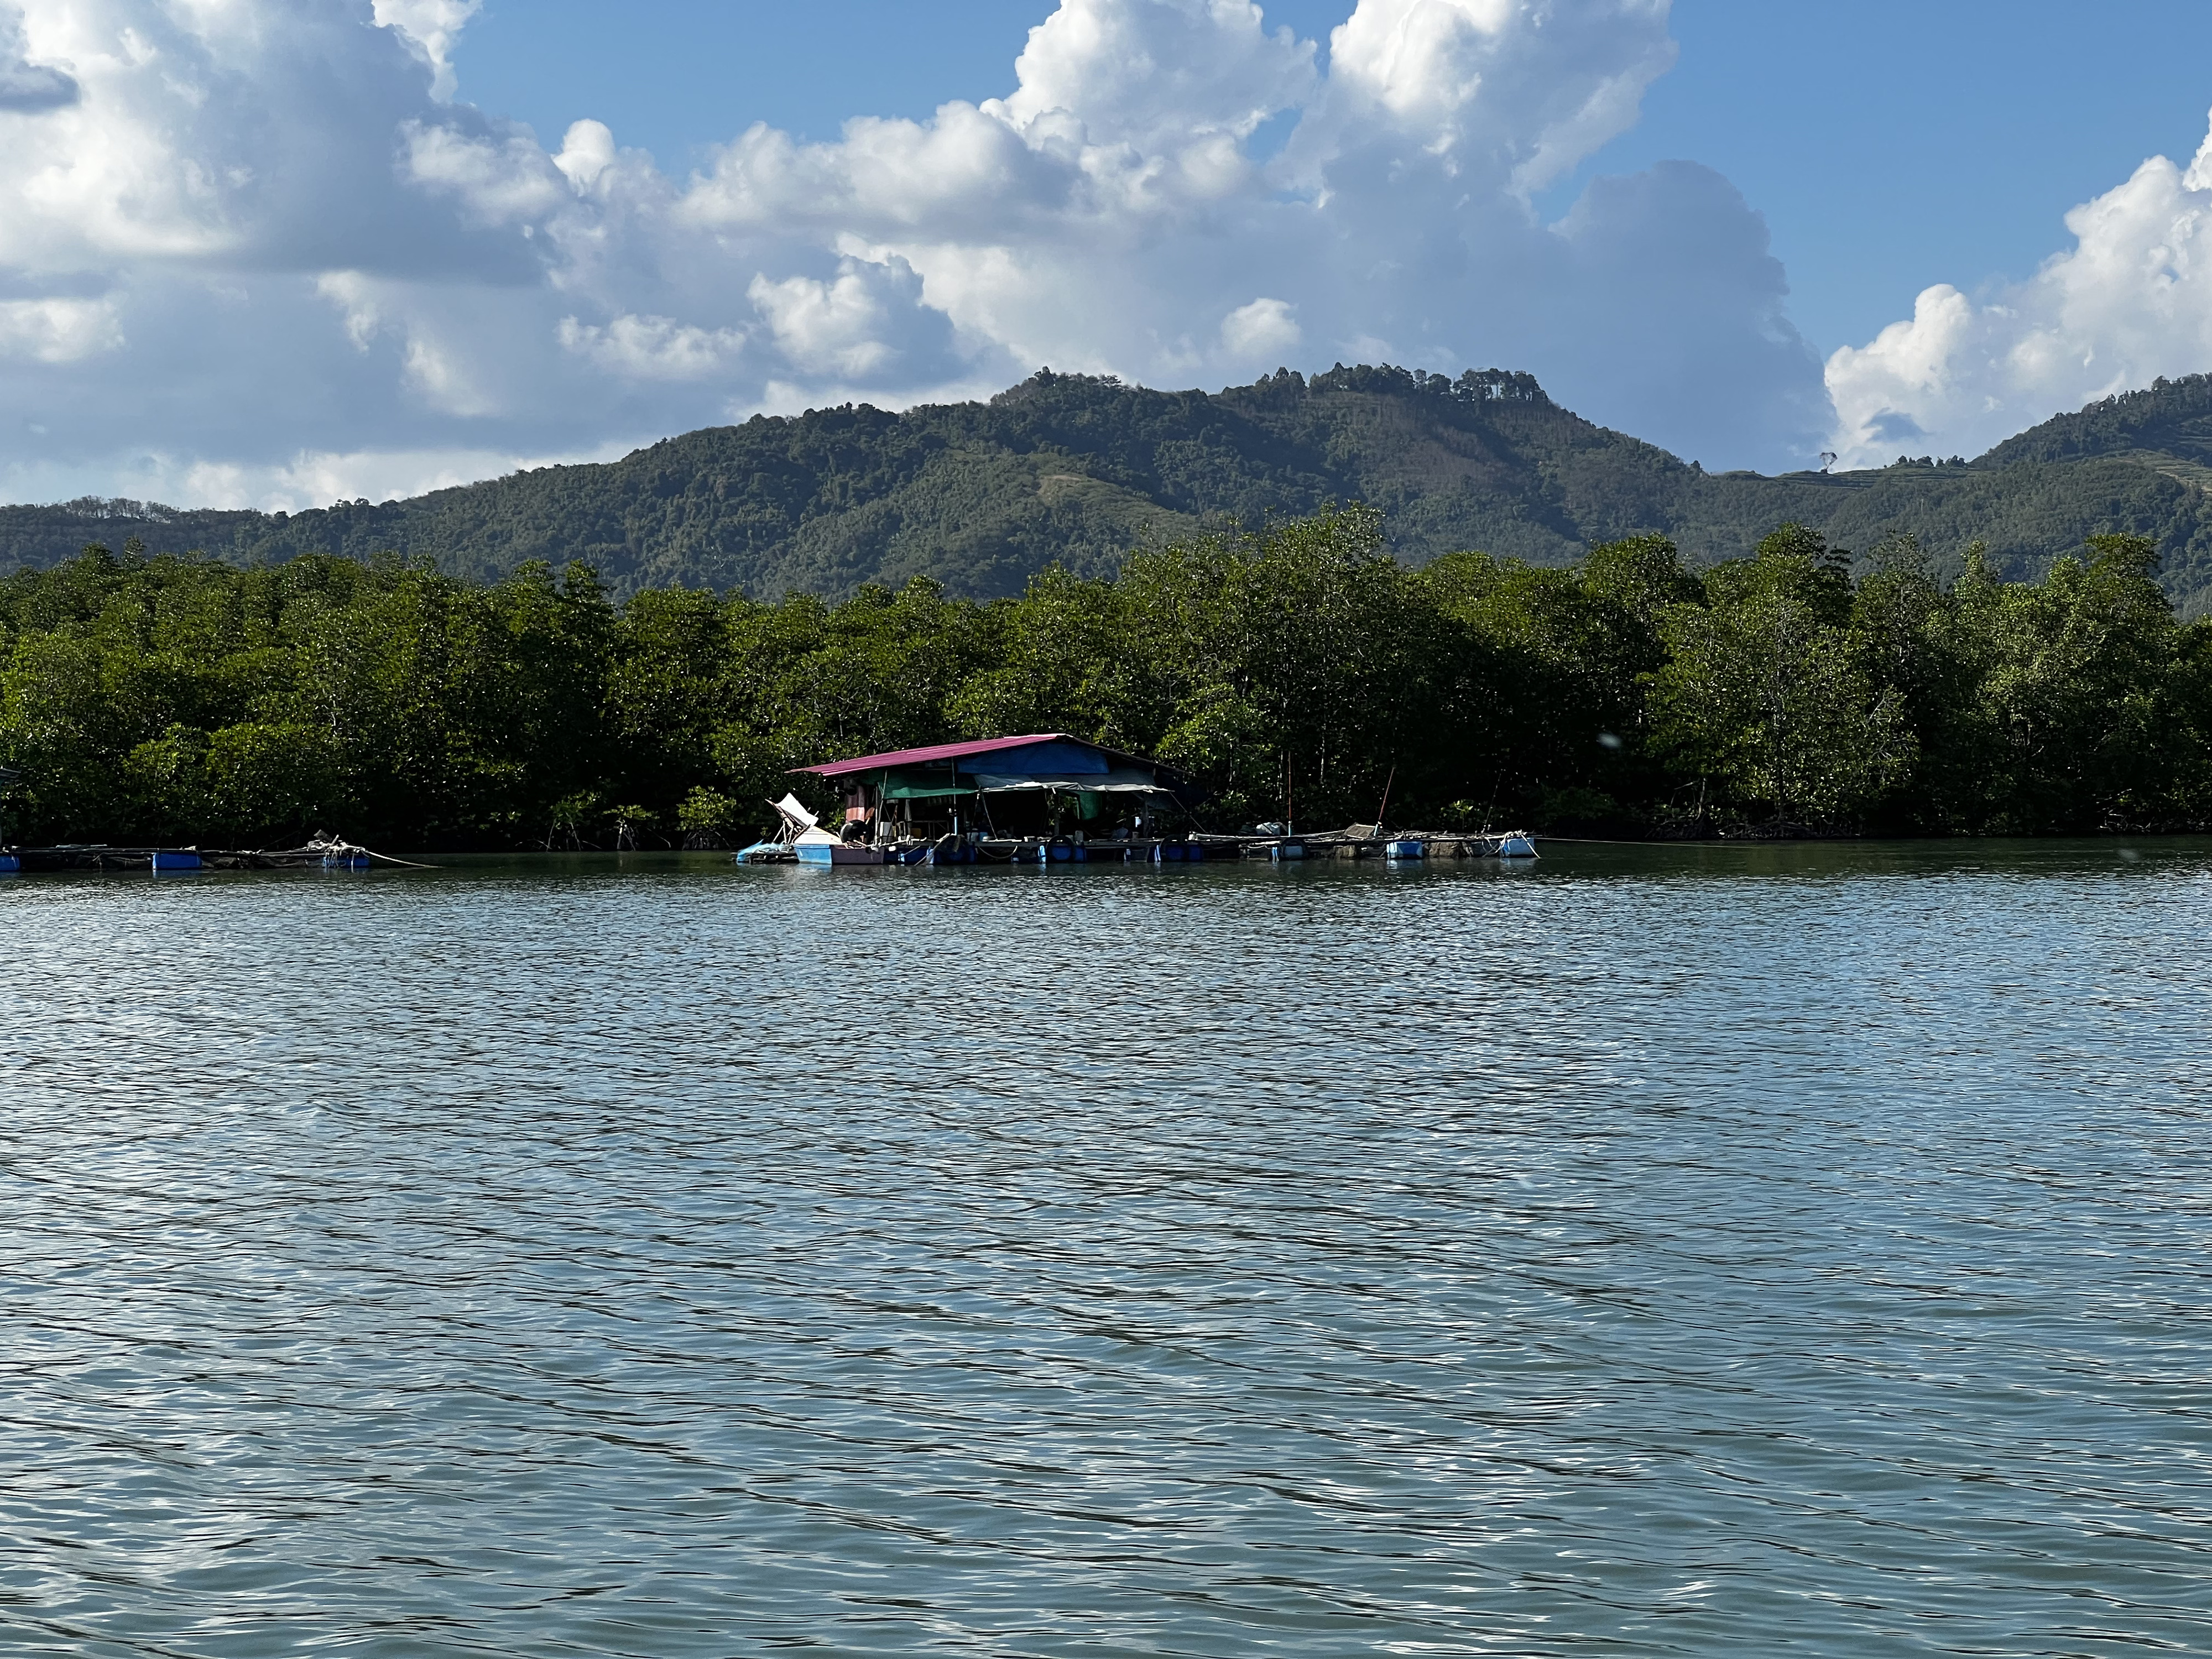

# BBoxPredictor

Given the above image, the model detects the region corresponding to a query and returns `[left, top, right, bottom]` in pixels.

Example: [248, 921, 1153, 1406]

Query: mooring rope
[364, 848, 442, 870]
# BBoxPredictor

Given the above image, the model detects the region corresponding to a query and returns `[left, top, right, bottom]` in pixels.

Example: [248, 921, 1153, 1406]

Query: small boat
[737, 792, 884, 865]
[795, 830, 884, 865]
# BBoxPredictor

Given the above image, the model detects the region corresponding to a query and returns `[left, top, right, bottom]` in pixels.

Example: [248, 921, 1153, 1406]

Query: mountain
[1981, 373, 2212, 478]
[15, 363, 2212, 615]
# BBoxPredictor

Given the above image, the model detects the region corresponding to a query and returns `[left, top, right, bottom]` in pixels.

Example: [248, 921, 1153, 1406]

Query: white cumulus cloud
[372, 0, 479, 101]
[1829, 109, 2212, 468]
[557, 313, 745, 381]
[0, 0, 1837, 511]
[401, 119, 567, 223]
[1220, 296, 1300, 360]
[0, 2, 73, 112]
[0, 295, 119, 361]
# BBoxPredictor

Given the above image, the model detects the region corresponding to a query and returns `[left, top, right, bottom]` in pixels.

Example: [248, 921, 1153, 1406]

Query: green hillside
[1982, 372, 2212, 472]
[15, 363, 2212, 614]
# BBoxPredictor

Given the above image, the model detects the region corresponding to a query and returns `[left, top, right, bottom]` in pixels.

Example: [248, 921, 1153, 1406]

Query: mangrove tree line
[2, 508, 2207, 846]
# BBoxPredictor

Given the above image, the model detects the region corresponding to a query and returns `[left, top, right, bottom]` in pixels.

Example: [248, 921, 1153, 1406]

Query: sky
[8, 0, 2212, 510]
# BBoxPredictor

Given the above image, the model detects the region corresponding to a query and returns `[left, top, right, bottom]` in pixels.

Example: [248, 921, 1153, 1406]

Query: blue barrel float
[0, 854, 18, 873]
[149, 850, 202, 872]
[1385, 838, 1425, 859]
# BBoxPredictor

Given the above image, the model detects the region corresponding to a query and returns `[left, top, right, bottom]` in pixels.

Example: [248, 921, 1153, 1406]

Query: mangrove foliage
[3, 508, 2209, 847]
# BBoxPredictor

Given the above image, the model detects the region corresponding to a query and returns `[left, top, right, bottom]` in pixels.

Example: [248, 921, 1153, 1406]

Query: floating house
[797, 733, 1194, 860]
[726, 733, 1198, 864]
[732, 730, 1537, 867]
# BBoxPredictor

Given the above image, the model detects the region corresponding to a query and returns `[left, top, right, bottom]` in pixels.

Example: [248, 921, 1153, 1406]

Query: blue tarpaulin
[803, 731, 1197, 805]
[956, 740, 1109, 778]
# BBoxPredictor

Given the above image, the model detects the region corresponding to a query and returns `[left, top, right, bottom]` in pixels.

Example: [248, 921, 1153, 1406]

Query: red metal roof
[799, 733, 1085, 779]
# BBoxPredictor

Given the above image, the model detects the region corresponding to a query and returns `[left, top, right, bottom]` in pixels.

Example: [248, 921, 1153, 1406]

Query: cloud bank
[1829, 109, 2212, 468]
[0, 0, 1834, 509]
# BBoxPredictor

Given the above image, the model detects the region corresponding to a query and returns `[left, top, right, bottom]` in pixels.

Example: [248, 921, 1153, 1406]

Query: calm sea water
[3, 843, 2210, 1657]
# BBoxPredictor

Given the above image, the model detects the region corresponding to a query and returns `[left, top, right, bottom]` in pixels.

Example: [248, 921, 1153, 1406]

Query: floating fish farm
[733, 734, 1537, 867]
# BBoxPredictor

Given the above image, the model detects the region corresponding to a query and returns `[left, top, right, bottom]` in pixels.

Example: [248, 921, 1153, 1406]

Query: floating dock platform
[738, 829, 1537, 866]
[0, 840, 384, 873]
[739, 733, 1538, 869]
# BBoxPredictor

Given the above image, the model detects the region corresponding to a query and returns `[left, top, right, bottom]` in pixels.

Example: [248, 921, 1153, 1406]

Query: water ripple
[3, 843, 2210, 1655]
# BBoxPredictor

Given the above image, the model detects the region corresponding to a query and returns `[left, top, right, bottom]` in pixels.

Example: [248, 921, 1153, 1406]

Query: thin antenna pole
[1376, 764, 1395, 831]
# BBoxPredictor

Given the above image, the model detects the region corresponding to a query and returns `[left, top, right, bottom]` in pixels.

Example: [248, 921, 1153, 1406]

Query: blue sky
[1558, 0, 2212, 357]
[7, 1, 2212, 505]
[457, 0, 2212, 361]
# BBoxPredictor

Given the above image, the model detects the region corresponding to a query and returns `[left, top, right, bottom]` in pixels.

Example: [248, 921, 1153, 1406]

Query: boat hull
[796, 842, 885, 866]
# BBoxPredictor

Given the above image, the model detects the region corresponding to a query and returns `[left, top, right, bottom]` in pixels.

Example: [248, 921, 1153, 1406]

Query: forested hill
[1981, 372, 2212, 476]
[14, 362, 2212, 613]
